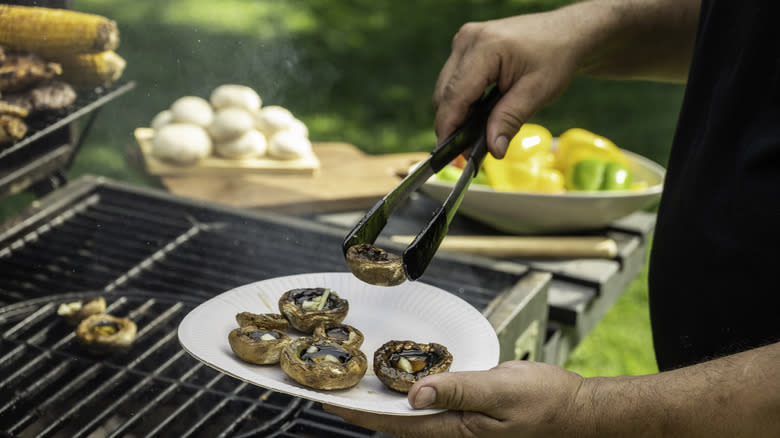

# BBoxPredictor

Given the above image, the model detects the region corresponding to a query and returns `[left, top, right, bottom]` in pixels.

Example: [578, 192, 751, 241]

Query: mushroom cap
[373, 340, 453, 393]
[215, 129, 267, 159]
[75, 313, 137, 355]
[278, 287, 348, 333]
[280, 337, 367, 390]
[345, 244, 406, 287]
[228, 326, 291, 365]
[151, 123, 213, 165]
[170, 96, 214, 127]
[210, 84, 262, 112]
[268, 130, 312, 160]
[57, 296, 106, 326]
[286, 118, 309, 138]
[208, 107, 255, 143]
[253, 105, 296, 137]
[150, 109, 173, 130]
[312, 322, 364, 349]
[235, 312, 290, 331]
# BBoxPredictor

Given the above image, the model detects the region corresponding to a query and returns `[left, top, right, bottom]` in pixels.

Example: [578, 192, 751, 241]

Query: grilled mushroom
[373, 340, 453, 393]
[57, 296, 106, 325]
[75, 313, 137, 355]
[235, 312, 290, 331]
[313, 322, 364, 348]
[228, 326, 291, 365]
[278, 287, 348, 333]
[345, 243, 406, 287]
[280, 337, 367, 390]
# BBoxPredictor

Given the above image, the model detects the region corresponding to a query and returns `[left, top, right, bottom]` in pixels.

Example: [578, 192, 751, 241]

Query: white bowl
[419, 149, 665, 234]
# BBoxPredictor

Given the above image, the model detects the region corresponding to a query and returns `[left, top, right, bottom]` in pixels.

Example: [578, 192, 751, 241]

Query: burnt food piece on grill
[75, 313, 137, 355]
[0, 51, 62, 93]
[0, 114, 26, 145]
[57, 296, 106, 326]
[0, 99, 30, 118]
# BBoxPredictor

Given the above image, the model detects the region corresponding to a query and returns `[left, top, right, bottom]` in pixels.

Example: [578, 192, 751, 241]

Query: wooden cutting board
[160, 143, 429, 214]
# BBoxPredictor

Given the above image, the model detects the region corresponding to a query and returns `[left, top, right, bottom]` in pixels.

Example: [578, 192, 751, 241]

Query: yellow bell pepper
[482, 123, 564, 193]
[555, 128, 628, 174]
[504, 123, 554, 162]
[483, 154, 565, 193]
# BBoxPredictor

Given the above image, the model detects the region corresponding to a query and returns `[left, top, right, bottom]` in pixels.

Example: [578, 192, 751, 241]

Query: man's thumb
[408, 371, 493, 411]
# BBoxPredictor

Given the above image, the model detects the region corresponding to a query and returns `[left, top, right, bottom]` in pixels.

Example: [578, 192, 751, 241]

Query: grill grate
[0, 178, 524, 437]
[0, 82, 135, 197]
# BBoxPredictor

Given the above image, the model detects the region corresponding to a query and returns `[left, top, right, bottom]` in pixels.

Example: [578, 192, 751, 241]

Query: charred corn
[52, 51, 126, 88]
[0, 5, 119, 57]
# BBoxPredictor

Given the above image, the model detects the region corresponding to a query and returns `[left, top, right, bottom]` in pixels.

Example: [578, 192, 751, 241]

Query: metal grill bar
[7, 362, 103, 434]
[105, 220, 225, 292]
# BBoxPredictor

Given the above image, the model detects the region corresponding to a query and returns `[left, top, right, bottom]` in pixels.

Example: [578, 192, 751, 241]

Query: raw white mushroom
[216, 129, 267, 159]
[208, 108, 254, 143]
[253, 105, 297, 137]
[150, 109, 173, 130]
[170, 96, 214, 127]
[287, 118, 309, 138]
[268, 130, 312, 160]
[210, 84, 262, 112]
[151, 123, 212, 165]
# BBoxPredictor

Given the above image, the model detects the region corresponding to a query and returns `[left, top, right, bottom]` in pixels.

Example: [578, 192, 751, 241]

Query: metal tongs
[343, 86, 502, 281]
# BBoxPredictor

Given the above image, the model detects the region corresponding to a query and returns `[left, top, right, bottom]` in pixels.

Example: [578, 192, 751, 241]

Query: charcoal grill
[0, 174, 538, 438]
[0, 3, 654, 436]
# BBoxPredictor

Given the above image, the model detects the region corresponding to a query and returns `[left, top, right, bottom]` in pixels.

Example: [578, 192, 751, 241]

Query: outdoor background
[9, 0, 688, 376]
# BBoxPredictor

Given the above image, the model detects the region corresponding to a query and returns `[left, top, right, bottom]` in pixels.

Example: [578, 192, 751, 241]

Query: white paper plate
[178, 272, 499, 416]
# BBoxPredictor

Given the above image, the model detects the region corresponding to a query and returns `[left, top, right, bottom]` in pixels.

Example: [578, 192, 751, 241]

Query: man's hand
[327, 342, 780, 437]
[432, 0, 700, 159]
[324, 360, 587, 438]
[433, 11, 583, 159]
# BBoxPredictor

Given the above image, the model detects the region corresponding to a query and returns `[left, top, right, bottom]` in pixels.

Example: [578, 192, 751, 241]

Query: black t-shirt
[649, 1, 780, 370]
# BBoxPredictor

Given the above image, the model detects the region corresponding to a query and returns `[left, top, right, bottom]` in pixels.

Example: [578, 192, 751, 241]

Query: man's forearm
[561, 0, 702, 82]
[571, 341, 780, 437]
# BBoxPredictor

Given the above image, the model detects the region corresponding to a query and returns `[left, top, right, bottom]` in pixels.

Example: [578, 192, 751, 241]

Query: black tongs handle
[343, 87, 501, 280]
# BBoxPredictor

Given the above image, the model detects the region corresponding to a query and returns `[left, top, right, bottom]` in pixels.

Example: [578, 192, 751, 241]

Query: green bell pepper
[565, 159, 632, 191]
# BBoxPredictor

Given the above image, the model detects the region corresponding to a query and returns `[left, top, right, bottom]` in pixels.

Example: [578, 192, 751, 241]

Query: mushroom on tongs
[343, 87, 501, 286]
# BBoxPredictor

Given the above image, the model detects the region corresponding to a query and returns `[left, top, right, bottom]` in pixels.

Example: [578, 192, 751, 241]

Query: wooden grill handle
[390, 235, 618, 259]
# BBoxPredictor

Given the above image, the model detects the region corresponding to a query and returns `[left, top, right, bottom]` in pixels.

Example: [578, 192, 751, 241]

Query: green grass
[564, 240, 659, 377]
[5, 0, 685, 376]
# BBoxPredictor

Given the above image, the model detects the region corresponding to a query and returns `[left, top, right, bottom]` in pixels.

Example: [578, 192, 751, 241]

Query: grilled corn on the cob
[52, 51, 126, 88]
[0, 5, 119, 57]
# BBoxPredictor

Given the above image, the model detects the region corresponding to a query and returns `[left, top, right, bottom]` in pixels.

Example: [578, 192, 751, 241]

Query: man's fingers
[486, 72, 562, 158]
[408, 369, 511, 414]
[433, 24, 498, 144]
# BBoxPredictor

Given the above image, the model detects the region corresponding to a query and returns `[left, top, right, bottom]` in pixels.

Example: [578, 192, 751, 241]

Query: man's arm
[575, 0, 701, 81]
[573, 341, 780, 437]
[326, 342, 780, 437]
[433, 0, 701, 158]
